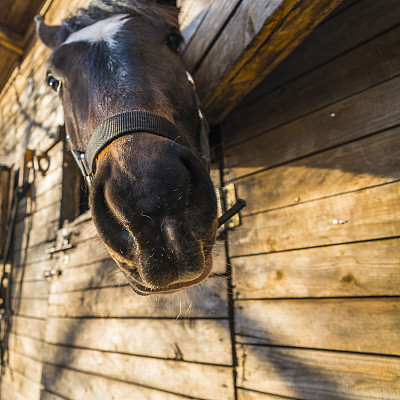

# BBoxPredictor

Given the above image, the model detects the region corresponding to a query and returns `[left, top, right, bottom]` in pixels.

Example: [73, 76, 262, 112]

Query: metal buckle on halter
[70, 148, 92, 185]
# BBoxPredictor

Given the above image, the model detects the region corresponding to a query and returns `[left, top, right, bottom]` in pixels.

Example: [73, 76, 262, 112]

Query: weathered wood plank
[17, 183, 62, 221]
[44, 343, 234, 400]
[39, 391, 66, 400]
[10, 315, 46, 341]
[237, 389, 293, 400]
[44, 317, 232, 365]
[1, 367, 42, 400]
[179, 0, 211, 45]
[223, 25, 400, 149]
[13, 203, 60, 255]
[236, 344, 400, 399]
[12, 241, 53, 269]
[8, 350, 43, 384]
[245, 0, 400, 102]
[232, 238, 400, 299]
[15, 201, 60, 234]
[229, 182, 400, 257]
[9, 297, 48, 319]
[8, 333, 44, 361]
[182, 0, 241, 71]
[47, 276, 228, 318]
[224, 76, 400, 182]
[230, 127, 400, 212]
[235, 298, 400, 355]
[0, 380, 29, 400]
[11, 257, 54, 281]
[10, 278, 50, 299]
[41, 364, 193, 400]
[196, 0, 344, 123]
[12, 220, 58, 260]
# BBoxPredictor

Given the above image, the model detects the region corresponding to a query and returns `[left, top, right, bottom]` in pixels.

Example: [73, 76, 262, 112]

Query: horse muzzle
[89, 133, 218, 294]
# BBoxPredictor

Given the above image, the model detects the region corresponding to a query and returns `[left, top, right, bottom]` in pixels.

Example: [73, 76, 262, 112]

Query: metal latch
[43, 268, 62, 279]
[46, 222, 73, 255]
[216, 183, 243, 229]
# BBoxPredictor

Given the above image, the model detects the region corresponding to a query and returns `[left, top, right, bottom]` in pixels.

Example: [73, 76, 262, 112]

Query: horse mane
[62, 0, 179, 33]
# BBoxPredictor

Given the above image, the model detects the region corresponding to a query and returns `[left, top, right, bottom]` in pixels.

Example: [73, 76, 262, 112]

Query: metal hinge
[46, 221, 73, 255]
[216, 183, 242, 229]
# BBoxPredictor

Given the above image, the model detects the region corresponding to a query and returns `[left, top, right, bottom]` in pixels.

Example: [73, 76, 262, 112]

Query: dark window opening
[59, 135, 89, 227]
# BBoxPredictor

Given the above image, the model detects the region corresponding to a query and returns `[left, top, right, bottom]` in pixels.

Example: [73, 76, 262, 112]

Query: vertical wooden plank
[0, 166, 12, 258]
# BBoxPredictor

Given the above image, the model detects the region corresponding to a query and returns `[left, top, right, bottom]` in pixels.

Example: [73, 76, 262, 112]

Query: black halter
[68, 71, 210, 185]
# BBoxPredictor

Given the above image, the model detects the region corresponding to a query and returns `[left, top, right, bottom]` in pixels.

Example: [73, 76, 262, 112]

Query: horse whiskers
[140, 211, 153, 222]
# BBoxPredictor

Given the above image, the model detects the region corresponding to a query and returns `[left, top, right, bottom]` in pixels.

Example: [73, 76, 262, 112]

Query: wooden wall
[1, 0, 399, 399]
[222, 0, 400, 398]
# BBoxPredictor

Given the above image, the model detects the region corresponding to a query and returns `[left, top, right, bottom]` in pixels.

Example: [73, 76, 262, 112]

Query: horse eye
[167, 33, 181, 52]
[47, 76, 60, 92]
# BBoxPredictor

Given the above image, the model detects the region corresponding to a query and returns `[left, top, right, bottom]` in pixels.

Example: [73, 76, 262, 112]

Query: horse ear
[35, 16, 69, 49]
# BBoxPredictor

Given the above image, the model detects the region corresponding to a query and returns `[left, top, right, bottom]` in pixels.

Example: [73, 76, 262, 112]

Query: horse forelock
[62, 0, 179, 36]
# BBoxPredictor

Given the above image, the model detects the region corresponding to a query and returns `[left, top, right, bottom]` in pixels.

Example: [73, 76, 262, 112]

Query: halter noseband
[67, 71, 210, 185]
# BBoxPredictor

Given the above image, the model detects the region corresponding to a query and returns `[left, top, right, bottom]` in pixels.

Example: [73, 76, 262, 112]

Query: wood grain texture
[229, 182, 400, 257]
[39, 391, 65, 400]
[11, 251, 53, 274]
[179, 0, 211, 46]
[237, 389, 294, 400]
[182, 0, 241, 71]
[235, 298, 400, 355]
[10, 315, 46, 341]
[44, 317, 232, 365]
[12, 218, 58, 257]
[8, 350, 43, 384]
[0, 381, 29, 400]
[44, 343, 234, 400]
[232, 239, 400, 299]
[0, 367, 42, 400]
[17, 183, 63, 219]
[224, 77, 400, 182]
[230, 127, 400, 213]
[41, 364, 193, 400]
[237, 344, 400, 399]
[39, 391, 66, 400]
[196, 0, 344, 123]
[10, 278, 50, 299]
[245, 0, 400, 102]
[7, 333, 44, 362]
[9, 297, 48, 319]
[223, 25, 400, 149]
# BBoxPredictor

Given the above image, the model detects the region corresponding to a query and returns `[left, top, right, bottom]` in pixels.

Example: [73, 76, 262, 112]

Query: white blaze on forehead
[63, 14, 129, 47]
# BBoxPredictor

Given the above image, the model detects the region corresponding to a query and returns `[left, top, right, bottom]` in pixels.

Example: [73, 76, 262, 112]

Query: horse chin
[116, 249, 214, 295]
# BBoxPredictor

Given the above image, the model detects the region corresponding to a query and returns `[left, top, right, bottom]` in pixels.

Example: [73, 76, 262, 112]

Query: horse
[35, 0, 218, 295]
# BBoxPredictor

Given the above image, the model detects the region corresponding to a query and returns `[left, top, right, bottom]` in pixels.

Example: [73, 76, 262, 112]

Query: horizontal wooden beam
[194, 0, 344, 124]
[0, 24, 24, 55]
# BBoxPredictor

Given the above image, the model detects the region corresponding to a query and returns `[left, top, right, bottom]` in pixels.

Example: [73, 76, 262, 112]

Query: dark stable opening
[59, 140, 89, 227]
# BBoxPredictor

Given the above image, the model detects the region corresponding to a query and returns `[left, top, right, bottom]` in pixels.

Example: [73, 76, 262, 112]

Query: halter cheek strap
[68, 71, 210, 186]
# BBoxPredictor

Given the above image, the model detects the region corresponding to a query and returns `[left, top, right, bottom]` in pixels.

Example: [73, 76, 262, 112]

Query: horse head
[35, 0, 218, 295]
